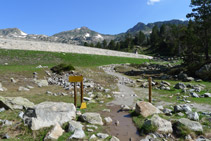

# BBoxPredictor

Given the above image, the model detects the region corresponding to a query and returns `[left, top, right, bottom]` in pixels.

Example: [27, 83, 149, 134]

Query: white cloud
[147, 0, 161, 5]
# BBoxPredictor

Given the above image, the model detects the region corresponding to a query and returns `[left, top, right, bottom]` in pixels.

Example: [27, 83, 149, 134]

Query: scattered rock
[69, 128, 85, 139]
[135, 101, 162, 117]
[177, 112, 184, 117]
[86, 125, 98, 129]
[96, 133, 109, 139]
[143, 115, 173, 133]
[44, 123, 64, 140]
[68, 121, 83, 132]
[34, 79, 48, 87]
[80, 112, 103, 125]
[23, 102, 76, 130]
[195, 63, 211, 80]
[2, 134, 10, 139]
[18, 86, 30, 91]
[104, 117, 112, 125]
[115, 120, 120, 126]
[0, 107, 5, 112]
[89, 134, 97, 140]
[102, 109, 110, 112]
[10, 78, 17, 83]
[0, 83, 7, 92]
[190, 92, 199, 98]
[163, 108, 172, 116]
[110, 136, 120, 141]
[120, 105, 131, 111]
[0, 96, 34, 110]
[204, 93, 211, 98]
[187, 112, 199, 121]
[178, 118, 203, 132]
[174, 83, 186, 90]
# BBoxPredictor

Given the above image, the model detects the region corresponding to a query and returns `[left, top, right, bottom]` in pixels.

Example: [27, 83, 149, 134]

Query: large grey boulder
[0, 96, 34, 110]
[178, 118, 203, 132]
[23, 102, 76, 130]
[44, 123, 64, 140]
[143, 115, 173, 133]
[80, 112, 103, 125]
[135, 101, 162, 117]
[195, 63, 211, 80]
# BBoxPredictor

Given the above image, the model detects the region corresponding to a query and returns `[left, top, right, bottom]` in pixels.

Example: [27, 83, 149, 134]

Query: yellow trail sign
[69, 76, 83, 82]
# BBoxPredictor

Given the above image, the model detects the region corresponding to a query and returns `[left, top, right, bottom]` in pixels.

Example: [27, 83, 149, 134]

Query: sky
[0, 0, 192, 36]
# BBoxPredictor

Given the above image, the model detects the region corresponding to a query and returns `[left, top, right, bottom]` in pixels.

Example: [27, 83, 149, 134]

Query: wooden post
[148, 77, 152, 103]
[81, 81, 83, 104]
[74, 82, 77, 107]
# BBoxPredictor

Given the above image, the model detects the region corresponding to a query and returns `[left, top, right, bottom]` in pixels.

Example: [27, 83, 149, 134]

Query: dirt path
[101, 65, 143, 140]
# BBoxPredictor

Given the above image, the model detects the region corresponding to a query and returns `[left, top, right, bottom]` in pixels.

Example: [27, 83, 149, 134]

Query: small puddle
[102, 105, 142, 141]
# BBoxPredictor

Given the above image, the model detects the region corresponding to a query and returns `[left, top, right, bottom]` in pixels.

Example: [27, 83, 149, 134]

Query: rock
[104, 117, 112, 125]
[190, 92, 199, 98]
[2, 134, 10, 139]
[102, 109, 110, 112]
[178, 118, 203, 132]
[10, 78, 17, 83]
[2, 120, 13, 126]
[19, 111, 24, 119]
[34, 79, 48, 87]
[0, 107, 5, 112]
[161, 81, 171, 86]
[0, 83, 7, 92]
[26, 85, 34, 89]
[182, 105, 192, 113]
[187, 112, 199, 121]
[96, 133, 109, 139]
[174, 83, 186, 89]
[89, 134, 97, 140]
[110, 136, 120, 141]
[177, 112, 184, 117]
[184, 77, 194, 82]
[83, 97, 92, 101]
[204, 93, 211, 98]
[157, 105, 164, 110]
[18, 86, 30, 91]
[86, 125, 98, 129]
[68, 120, 83, 132]
[163, 108, 172, 116]
[0, 96, 34, 110]
[87, 128, 94, 132]
[69, 129, 85, 139]
[23, 102, 76, 130]
[195, 63, 211, 80]
[185, 135, 192, 140]
[174, 105, 183, 112]
[44, 123, 64, 140]
[120, 105, 131, 111]
[80, 113, 103, 125]
[135, 101, 162, 117]
[143, 115, 173, 133]
[115, 120, 120, 126]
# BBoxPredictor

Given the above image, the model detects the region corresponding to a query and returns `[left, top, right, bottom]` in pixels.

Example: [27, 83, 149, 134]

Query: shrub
[50, 63, 75, 74]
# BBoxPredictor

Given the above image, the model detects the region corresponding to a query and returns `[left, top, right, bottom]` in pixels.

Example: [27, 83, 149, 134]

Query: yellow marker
[80, 102, 87, 109]
[69, 76, 83, 82]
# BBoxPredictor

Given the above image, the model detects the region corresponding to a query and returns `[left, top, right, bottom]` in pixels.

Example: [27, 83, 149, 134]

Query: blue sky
[0, 0, 192, 35]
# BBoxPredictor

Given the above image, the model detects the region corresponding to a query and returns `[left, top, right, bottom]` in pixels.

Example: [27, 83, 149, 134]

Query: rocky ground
[0, 61, 210, 141]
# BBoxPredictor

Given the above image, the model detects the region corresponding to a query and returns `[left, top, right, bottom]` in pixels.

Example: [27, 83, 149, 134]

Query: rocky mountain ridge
[0, 19, 188, 45]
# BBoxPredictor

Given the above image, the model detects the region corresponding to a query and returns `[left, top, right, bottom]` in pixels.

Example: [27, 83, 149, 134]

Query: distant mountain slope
[0, 19, 189, 45]
[127, 19, 188, 35]
[53, 26, 116, 45]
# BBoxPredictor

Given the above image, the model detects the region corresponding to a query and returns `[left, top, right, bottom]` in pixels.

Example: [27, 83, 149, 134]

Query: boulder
[187, 112, 199, 121]
[104, 117, 112, 125]
[80, 112, 103, 125]
[178, 118, 203, 132]
[69, 129, 85, 139]
[0, 96, 34, 110]
[190, 92, 199, 98]
[135, 101, 161, 117]
[195, 63, 211, 80]
[204, 93, 211, 98]
[18, 86, 30, 91]
[34, 79, 48, 87]
[23, 102, 76, 130]
[68, 121, 83, 132]
[143, 115, 173, 133]
[44, 123, 64, 140]
[174, 83, 186, 90]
